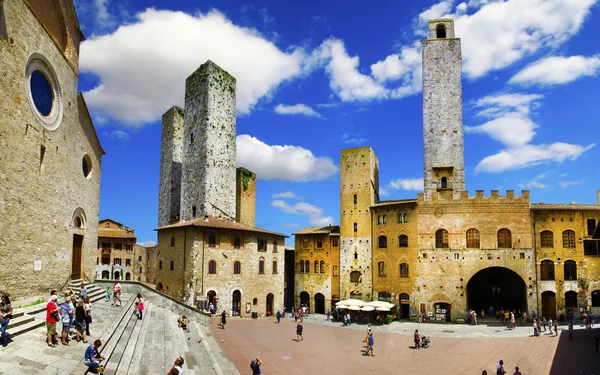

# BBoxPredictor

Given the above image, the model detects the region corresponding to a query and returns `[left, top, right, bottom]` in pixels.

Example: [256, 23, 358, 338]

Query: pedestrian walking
[497, 359, 506, 374]
[513, 366, 522, 375]
[590, 313, 595, 328]
[553, 319, 559, 336]
[533, 320, 538, 337]
[568, 321, 573, 341]
[367, 331, 374, 356]
[46, 293, 59, 347]
[276, 310, 281, 323]
[548, 319, 553, 334]
[105, 287, 111, 302]
[60, 295, 73, 345]
[1, 295, 13, 347]
[327, 308, 331, 321]
[414, 329, 421, 349]
[137, 299, 144, 320]
[510, 312, 515, 329]
[220, 310, 227, 330]
[84, 339, 105, 374]
[594, 333, 599, 353]
[112, 282, 121, 306]
[250, 357, 262, 375]
[296, 322, 303, 341]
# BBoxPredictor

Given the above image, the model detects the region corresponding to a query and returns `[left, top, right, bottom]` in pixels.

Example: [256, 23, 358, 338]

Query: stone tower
[339, 147, 379, 300]
[422, 19, 464, 200]
[180, 60, 237, 221]
[158, 106, 185, 227]
[236, 167, 256, 227]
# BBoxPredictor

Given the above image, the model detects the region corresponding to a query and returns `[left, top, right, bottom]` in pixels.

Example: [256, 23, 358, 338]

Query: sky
[73, 0, 600, 246]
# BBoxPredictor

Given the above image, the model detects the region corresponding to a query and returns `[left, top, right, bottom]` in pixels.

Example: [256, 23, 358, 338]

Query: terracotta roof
[531, 203, 600, 210]
[98, 229, 137, 239]
[371, 199, 417, 208]
[292, 226, 340, 235]
[156, 216, 287, 237]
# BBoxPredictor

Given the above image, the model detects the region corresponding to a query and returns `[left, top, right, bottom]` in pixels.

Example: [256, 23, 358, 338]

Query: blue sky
[73, 0, 600, 246]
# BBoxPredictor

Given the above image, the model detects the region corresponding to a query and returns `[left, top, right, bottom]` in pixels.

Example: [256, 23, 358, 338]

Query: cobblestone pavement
[211, 315, 600, 375]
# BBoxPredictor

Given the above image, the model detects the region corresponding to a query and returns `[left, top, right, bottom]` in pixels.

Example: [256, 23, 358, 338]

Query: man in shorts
[46, 292, 59, 347]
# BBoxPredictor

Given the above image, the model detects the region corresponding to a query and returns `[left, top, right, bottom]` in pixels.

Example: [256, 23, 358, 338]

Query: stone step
[5, 314, 35, 329]
[112, 304, 148, 374]
[8, 319, 45, 338]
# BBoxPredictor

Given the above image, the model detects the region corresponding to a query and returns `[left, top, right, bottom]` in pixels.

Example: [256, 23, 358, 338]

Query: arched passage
[266, 293, 274, 316]
[299, 291, 310, 308]
[467, 267, 527, 314]
[232, 290, 241, 316]
[399, 293, 410, 319]
[314, 293, 325, 314]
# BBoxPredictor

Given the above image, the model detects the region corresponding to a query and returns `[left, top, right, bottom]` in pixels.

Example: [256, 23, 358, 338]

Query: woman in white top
[83, 295, 92, 336]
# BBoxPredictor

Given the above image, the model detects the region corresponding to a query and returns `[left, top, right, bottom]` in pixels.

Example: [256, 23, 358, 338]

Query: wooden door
[71, 234, 83, 279]
[542, 292, 556, 320]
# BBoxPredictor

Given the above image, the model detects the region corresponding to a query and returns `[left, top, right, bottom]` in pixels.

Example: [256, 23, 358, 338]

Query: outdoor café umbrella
[360, 306, 375, 312]
[337, 304, 349, 309]
[364, 301, 395, 309]
[336, 299, 365, 307]
[347, 305, 361, 311]
[376, 307, 391, 311]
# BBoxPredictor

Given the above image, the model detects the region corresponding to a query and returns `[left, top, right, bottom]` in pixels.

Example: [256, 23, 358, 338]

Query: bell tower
[421, 19, 464, 200]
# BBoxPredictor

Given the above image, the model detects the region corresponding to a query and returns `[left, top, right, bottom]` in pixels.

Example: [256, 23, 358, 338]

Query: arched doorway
[156, 282, 164, 292]
[101, 271, 110, 279]
[206, 290, 217, 312]
[399, 293, 410, 319]
[71, 234, 83, 279]
[125, 272, 131, 280]
[467, 267, 527, 314]
[266, 293, 274, 316]
[300, 291, 309, 308]
[232, 290, 241, 316]
[314, 293, 325, 314]
[565, 291, 577, 319]
[114, 271, 120, 280]
[542, 291, 556, 320]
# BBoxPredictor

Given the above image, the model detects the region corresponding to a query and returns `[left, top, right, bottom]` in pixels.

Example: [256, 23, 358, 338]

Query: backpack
[497, 366, 504, 375]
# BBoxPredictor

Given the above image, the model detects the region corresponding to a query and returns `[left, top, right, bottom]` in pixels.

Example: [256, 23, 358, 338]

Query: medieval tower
[339, 147, 379, 300]
[422, 19, 464, 200]
[158, 106, 185, 227]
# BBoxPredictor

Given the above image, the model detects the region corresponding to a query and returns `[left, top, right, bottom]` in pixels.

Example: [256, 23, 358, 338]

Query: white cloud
[80, 9, 306, 125]
[341, 133, 369, 145]
[236, 135, 338, 181]
[389, 178, 424, 191]
[137, 241, 157, 247]
[104, 130, 130, 141]
[93, 0, 114, 29]
[510, 55, 600, 86]
[280, 223, 299, 228]
[466, 113, 538, 147]
[558, 180, 584, 188]
[274, 104, 321, 118]
[272, 191, 303, 200]
[474, 93, 543, 117]
[270, 200, 333, 227]
[519, 172, 552, 189]
[379, 187, 390, 197]
[418, 1, 454, 26]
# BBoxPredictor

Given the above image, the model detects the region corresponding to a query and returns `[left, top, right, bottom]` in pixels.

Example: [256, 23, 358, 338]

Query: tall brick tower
[339, 147, 379, 300]
[158, 106, 185, 227]
[180, 60, 237, 221]
[422, 19, 464, 200]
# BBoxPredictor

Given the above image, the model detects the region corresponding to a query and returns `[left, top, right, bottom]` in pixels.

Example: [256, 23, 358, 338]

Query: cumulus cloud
[379, 187, 390, 197]
[270, 200, 333, 227]
[418, 1, 455, 27]
[274, 104, 321, 118]
[272, 191, 303, 199]
[389, 178, 424, 191]
[519, 172, 552, 189]
[80, 9, 306, 125]
[236, 135, 338, 181]
[510, 55, 600, 86]
[466, 112, 538, 147]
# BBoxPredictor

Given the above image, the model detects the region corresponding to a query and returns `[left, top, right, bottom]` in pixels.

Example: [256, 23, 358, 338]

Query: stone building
[0, 0, 103, 303]
[292, 18, 600, 321]
[142, 244, 158, 285]
[156, 60, 286, 317]
[96, 219, 137, 281]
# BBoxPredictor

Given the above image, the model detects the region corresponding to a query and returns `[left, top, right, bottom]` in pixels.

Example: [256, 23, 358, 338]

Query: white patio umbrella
[376, 307, 391, 311]
[360, 306, 375, 312]
[347, 305, 361, 311]
[337, 304, 349, 309]
[364, 301, 395, 309]
[336, 299, 365, 307]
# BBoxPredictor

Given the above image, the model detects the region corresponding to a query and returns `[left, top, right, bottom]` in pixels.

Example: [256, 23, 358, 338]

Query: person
[250, 357, 262, 375]
[510, 312, 515, 329]
[137, 298, 144, 320]
[84, 339, 105, 374]
[1, 295, 13, 347]
[472, 310, 478, 325]
[294, 309, 298, 323]
[497, 359, 506, 374]
[553, 319, 559, 336]
[79, 282, 88, 300]
[112, 281, 122, 306]
[46, 292, 59, 347]
[367, 331, 374, 356]
[542, 317, 547, 332]
[489, 305, 494, 319]
[346, 312, 351, 326]
[533, 320, 539, 337]
[60, 295, 73, 345]
[513, 366, 522, 375]
[568, 321, 573, 341]
[169, 356, 184, 375]
[296, 322, 303, 341]
[594, 333, 599, 353]
[105, 286, 111, 302]
[84, 295, 93, 336]
[548, 318, 553, 334]
[220, 310, 227, 329]
[74, 299, 87, 343]
[590, 312, 595, 328]
[327, 308, 331, 321]
[209, 302, 215, 315]
[414, 329, 421, 349]
[178, 315, 190, 333]
[482, 371, 487, 375]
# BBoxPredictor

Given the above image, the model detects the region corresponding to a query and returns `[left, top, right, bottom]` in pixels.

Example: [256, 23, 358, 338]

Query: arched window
[273, 240, 278, 252]
[398, 235, 408, 248]
[354, 251, 358, 260]
[466, 228, 480, 248]
[353, 223, 357, 233]
[208, 234, 216, 248]
[497, 228, 512, 248]
[441, 176, 448, 188]
[540, 260, 555, 280]
[378, 261, 386, 277]
[350, 271, 362, 283]
[562, 230, 576, 248]
[272, 258, 278, 274]
[564, 260, 576, 281]
[353, 194, 357, 205]
[436, 23, 446, 38]
[234, 261, 241, 274]
[435, 229, 448, 248]
[400, 263, 409, 278]
[378, 235, 387, 248]
[125, 272, 131, 280]
[159, 260, 163, 270]
[397, 212, 407, 223]
[314, 260, 319, 274]
[305, 260, 310, 273]
[540, 230, 554, 248]
[565, 291, 578, 308]
[299, 260, 305, 273]
[320, 260, 325, 274]
[592, 290, 600, 307]
[74, 216, 82, 228]
[208, 260, 216, 274]
[259, 257, 265, 274]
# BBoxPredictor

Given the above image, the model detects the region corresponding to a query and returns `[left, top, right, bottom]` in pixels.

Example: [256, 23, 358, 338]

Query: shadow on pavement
[549, 328, 599, 375]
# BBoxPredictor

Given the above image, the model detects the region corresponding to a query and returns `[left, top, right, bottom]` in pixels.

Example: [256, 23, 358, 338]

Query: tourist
[84, 295, 93, 336]
[542, 317, 547, 332]
[533, 320, 538, 337]
[547, 318, 553, 334]
[60, 295, 73, 345]
[68, 293, 75, 337]
[327, 308, 331, 321]
[472, 310, 478, 325]
[220, 310, 227, 329]
[294, 309, 298, 322]
[296, 322, 303, 341]
[46, 293, 59, 347]
[504, 310, 509, 322]
[178, 315, 190, 333]
[84, 339, 105, 374]
[590, 312, 595, 328]
[513, 366, 522, 375]
[250, 357, 262, 375]
[346, 312, 350, 326]
[496, 360, 506, 374]
[522, 311, 527, 325]
[1, 295, 13, 347]
[209, 302, 215, 315]
[137, 298, 144, 320]
[594, 333, 599, 353]
[105, 286, 111, 302]
[112, 281, 122, 306]
[489, 305, 494, 319]
[553, 319, 558, 336]
[367, 331, 374, 356]
[414, 329, 421, 349]
[568, 321, 573, 341]
[79, 282, 88, 299]
[168, 356, 184, 375]
[510, 312, 515, 329]
[74, 299, 87, 343]
[276, 310, 281, 324]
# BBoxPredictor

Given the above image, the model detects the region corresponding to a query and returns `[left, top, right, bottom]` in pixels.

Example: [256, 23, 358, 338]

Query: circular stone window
[82, 154, 92, 178]
[25, 54, 62, 130]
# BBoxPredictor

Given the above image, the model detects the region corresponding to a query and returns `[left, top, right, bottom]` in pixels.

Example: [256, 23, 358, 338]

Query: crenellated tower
[158, 106, 185, 227]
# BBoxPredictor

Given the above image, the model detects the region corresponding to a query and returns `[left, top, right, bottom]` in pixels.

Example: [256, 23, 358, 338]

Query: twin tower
[158, 61, 256, 228]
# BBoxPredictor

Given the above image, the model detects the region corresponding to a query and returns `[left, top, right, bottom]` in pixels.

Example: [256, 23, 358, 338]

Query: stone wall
[0, 0, 102, 303]
[236, 167, 256, 227]
[158, 106, 184, 227]
[180, 61, 236, 221]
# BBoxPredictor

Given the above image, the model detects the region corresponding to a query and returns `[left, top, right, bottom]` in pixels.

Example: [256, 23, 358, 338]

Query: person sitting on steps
[84, 339, 105, 374]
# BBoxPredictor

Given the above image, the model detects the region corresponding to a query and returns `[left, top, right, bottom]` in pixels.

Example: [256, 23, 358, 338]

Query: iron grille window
[435, 229, 448, 248]
[563, 230, 576, 248]
[466, 228, 480, 248]
[564, 260, 576, 281]
[540, 230, 554, 248]
[314, 260, 319, 273]
[320, 260, 325, 274]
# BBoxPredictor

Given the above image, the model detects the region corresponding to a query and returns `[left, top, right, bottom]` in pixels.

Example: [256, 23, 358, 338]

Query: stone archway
[299, 291, 310, 308]
[314, 293, 325, 314]
[467, 267, 527, 315]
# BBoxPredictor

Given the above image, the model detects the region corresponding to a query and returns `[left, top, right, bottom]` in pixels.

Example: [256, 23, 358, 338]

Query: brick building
[96, 219, 137, 281]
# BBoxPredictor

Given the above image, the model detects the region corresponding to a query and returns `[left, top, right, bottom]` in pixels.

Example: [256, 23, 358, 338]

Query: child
[105, 287, 111, 302]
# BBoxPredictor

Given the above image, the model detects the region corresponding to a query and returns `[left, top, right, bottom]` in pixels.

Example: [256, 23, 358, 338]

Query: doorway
[232, 290, 241, 316]
[299, 291, 310, 309]
[314, 293, 325, 314]
[542, 291, 557, 320]
[467, 267, 527, 313]
[266, 293, 274, 316]
[114, 271, 120, 280]
[71, 234, 83, 279]
[399, 293, 410, 319]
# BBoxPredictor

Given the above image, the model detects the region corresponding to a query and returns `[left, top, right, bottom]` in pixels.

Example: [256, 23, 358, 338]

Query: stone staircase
[7, 279, 106, 339]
